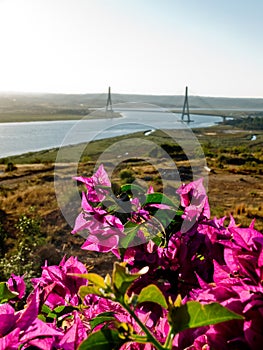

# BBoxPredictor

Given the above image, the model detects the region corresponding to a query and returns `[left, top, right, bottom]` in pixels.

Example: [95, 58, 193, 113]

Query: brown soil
[208, 171, 263, 228]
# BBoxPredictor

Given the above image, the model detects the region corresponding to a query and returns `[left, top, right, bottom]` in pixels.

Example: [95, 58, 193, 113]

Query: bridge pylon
[181, 86, 191, 122]
[106, 86, 113, 112]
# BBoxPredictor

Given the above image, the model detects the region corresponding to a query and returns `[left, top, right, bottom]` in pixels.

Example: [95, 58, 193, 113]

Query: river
[0, 110, 222, 158]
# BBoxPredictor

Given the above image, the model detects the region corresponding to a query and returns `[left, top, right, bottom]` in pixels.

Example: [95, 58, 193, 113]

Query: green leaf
[69, 273, 106, 289]
[104, 273, 112, 287]
[95, 184, 111, 190]
[40, 304, 72, 321]
[79, 285, 104, 299]
[47, 311, 57, 319]
[120, 183, 145, 195]
[0, 282, 18, 304]
[78, 328, 126, 350]
[137, 284, 168, 309]
[41, 304, 52, 314]
[89, 312, 116, 330]
[124, 221, 139, 230]
[121, 222, 141, 249]
[169, 301, 244, 334]
[113, 262, 148, 295]
[151, 235, 163, 247]
[54, 305, 77, 317]
[38, 314, 46, 322]
[40, 305, 55, 321]
[54, 305, 68, 313]
[143, 193, 176, 207]
[85, 273, 106, 288]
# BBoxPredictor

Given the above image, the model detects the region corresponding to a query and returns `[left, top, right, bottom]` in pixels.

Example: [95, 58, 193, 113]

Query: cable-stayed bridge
[103, 86, 253, 123]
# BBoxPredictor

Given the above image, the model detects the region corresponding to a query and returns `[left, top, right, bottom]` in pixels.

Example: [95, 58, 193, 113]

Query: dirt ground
[208, 170, 263, 229]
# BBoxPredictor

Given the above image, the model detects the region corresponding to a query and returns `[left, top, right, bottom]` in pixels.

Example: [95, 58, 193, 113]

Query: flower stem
[121, 303, 166, 350]
[163, 327, 174, 349]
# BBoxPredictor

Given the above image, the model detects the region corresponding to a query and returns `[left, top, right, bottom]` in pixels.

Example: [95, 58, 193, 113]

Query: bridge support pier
[106, 86, 113, 113]
[181, 86, 191, 122]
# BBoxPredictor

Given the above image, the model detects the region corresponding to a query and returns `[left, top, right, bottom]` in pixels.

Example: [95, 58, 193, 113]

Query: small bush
[5, 162, 17, 172]
[0, 214, 45, 290]
[119, 169, 135, 183]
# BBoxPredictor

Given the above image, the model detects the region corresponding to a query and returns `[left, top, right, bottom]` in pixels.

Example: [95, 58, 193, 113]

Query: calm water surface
[0, 111, 222, 158]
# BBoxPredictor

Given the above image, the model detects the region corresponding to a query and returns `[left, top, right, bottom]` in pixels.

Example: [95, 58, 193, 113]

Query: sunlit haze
[0, 0, 262, 97]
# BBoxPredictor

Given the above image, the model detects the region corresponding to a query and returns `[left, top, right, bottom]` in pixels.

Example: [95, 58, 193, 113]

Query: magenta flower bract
[177, 178, 210, 224]
[72, 190, 124, 257]
[0, 288, 62, 350]
[74, 164, 111, 202]
[7, 274, 26, 300]
[80, 224, 122, 258]
[58, 311, 87, 350]
[32, 256, 88, 309]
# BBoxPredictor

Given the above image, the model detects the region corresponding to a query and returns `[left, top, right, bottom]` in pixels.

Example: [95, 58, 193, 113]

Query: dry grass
[208, 172, 263, 231]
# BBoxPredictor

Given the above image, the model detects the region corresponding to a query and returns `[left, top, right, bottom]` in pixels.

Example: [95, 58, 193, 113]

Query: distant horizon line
[0, 89, 262, 99]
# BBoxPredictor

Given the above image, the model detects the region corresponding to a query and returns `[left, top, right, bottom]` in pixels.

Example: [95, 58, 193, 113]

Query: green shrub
[119, 169, 135, 184]
[0, 214, 45, 291]
[5, 162, 17, 172]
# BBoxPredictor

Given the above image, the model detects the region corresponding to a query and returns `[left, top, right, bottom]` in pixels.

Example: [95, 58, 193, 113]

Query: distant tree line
[55, 108, 90, 115]
[225, 115, 263, 130]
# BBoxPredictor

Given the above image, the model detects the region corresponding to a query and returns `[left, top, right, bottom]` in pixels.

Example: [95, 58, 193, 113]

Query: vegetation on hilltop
[224, 115, 263, 130]
[0, 92, 262, 123]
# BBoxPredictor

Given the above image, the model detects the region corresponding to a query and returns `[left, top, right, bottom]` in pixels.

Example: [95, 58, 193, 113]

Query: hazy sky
[0, 0, 262, 97]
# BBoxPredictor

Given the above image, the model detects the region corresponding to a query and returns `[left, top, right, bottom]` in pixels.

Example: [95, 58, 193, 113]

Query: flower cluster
[0, 164, 262, 349]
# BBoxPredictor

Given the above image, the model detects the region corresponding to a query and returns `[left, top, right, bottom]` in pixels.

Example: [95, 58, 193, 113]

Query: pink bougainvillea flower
[0, 303, 19, 342]
[130, 197, 151, 223]
[0, 288, 62, 350]
[186, 217, 263, 350]
[119, 305, 170, 350]
[0, 327, 20, 350]
[147, 185, 154, 194]
[176, 178, 210, 223]
[58, 311, 87, 350]
[186, 334, 211, 350]
[7, 274, 26, 300]
[130, 196, 171, 223]
[216, 220, 263, 285]
[72, 190, 124, 257]
[20, 317, 62, 349]
[162, 233, 181, 271]
[74, 164, 111, 202]
[32, 256, 88, 309]
[124, 240, 161, 268]
[71, 191, 108, 235]
[80, 218, 124, 258]
[81, 226, 120, 254]
[72, 189, 125, 257]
